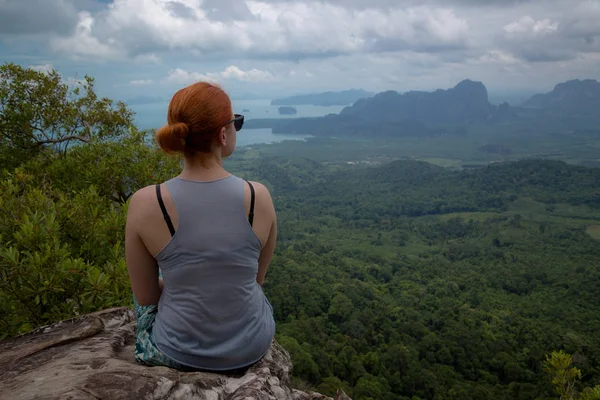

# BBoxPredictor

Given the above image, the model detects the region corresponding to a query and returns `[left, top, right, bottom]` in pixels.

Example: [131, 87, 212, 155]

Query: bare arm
[257, 216, 277, 286]
[125, 190, 161, 306]
[254, 183, 277, 286]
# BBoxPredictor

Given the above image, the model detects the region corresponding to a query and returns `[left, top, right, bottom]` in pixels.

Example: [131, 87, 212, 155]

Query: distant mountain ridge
[271, 89, 373, 106]
[339, 79, 497, 125]
[245, 78, 599, 139]
[265, 80, 512, 138]
[522, 79, 600, 115]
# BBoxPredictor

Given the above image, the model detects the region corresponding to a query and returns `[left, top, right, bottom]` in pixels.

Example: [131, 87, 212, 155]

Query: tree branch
[29, 123, 52, 142]
[31, 135, 90, 147]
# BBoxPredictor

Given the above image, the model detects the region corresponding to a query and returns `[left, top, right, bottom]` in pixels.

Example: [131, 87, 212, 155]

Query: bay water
[130, 99, 345, 147]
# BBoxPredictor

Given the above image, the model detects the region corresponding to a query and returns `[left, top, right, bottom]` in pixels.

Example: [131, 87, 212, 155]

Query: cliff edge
[0, 307, 350, 400]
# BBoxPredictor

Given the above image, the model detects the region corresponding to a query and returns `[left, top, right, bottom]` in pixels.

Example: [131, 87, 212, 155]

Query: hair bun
[170, 122, 189, 139]
[155, 121, 188, 154]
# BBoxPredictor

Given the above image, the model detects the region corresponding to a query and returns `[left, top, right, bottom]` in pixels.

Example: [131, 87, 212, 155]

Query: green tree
[0, 176, 129, 336]
[0, 65, 179, 336]
[0, 62, 133, 169]
[353, 374, 389, 400]
[544, 351, 600, 400]
[278, 335, 321, 382]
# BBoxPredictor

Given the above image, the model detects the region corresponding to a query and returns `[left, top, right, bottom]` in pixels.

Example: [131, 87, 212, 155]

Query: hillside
[522, 79, 600, 115]
[230, 157, 600, 399]
[271, 89, 374, 106]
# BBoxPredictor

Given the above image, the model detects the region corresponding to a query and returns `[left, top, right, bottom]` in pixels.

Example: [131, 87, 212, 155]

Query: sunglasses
[223, 114, 244, 131]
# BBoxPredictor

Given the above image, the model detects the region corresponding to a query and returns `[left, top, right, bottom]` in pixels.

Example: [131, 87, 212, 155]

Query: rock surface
[0, 307, 351, 400]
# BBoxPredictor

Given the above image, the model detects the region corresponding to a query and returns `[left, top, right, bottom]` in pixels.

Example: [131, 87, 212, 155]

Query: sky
[1, 0, 599, 105]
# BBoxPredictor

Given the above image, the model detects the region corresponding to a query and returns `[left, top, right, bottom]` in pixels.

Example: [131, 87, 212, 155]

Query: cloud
[166, 66, 275, 84]
[22, 63, 85, 87]
[561, 0, 600, 42]
[1, 0, 599, 102]
[41, 0, 469, 61]
[166, 68, 213, 84]
[29, 63, 54, 73]
[50, 11, 123, 61]
[260, 0, 549, 9]
[478, 50, 520, 65]
[130, 79, 154, 85]
[500, 16, 568, 62]
[504, 16, 558, 35]
[0, 0, 79, 35]
[219, 66, 274, 82]
[498, 1, 600, 62]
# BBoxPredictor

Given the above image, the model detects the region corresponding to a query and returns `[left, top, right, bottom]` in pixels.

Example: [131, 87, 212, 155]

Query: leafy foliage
[0, 62, 133, 169]
[0, 174, 127, 335]
[0, 66, 180, 336]
[544, 351, 600, 400]
[0, 130, 181, 336]
[233, 156, 600, 399]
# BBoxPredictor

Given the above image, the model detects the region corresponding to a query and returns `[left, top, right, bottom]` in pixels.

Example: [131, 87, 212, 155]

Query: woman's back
[125, 81, 277, 372]
[152, 175, 275, 370]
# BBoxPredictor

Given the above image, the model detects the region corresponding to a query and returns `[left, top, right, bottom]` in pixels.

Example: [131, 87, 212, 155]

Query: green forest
[1, 64, 599, 400]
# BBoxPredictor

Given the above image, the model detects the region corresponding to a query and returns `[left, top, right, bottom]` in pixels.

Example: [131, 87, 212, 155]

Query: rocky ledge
[0, 307, 351, 400]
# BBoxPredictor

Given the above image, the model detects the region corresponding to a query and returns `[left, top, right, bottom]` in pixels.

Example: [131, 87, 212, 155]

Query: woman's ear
[219, 126, 227, 146]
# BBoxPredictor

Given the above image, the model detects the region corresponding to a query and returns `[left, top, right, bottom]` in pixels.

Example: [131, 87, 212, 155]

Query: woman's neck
[178, 152, 230, 181]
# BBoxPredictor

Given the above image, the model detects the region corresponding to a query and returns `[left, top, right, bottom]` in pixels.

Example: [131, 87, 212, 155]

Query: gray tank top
[152, 175, 275, 371]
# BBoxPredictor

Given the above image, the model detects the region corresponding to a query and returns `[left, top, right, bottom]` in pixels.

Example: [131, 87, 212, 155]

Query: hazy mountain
[522, 79, 600, 115]
[265, 80, 510, 138]
[270, 89, 374, 106]
[339, 79, 495, 125]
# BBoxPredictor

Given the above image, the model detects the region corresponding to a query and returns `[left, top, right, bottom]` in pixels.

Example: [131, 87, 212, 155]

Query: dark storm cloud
[38, 0, 471, 62]
[0, 0, 79, 35]
[165, 2, 197, 20]
[1, 0, 598, 96]
[498, 1, 600, 63]
[515, 47, 578, 62]
[200, 0, 254, 21]
[261, 0, 554, 8]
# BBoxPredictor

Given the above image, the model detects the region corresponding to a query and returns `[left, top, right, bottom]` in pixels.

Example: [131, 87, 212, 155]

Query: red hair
[155, 82, 232, 155]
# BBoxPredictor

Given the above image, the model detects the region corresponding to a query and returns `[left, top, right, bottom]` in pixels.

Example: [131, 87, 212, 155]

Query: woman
[125, 81, 277, 373]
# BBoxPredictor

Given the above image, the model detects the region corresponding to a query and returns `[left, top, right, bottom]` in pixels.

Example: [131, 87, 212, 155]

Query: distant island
[242, 109, 250, 112]
[271, 89, 373, 106]
[278, 106, 297, 115]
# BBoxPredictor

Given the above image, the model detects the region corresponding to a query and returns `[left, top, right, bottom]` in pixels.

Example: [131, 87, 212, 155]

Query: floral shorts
[133, 295, 191, 370]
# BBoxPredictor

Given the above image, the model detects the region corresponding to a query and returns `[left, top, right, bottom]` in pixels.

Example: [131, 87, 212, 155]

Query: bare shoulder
[247, 180, 276, 212]
[128, 185, 159, 217]
[248, 180, 271, 198]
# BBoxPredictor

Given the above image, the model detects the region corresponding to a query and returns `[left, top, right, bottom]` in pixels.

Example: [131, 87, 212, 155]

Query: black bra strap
[247, 181, 255, 227]
[156, 184, 175, 237]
